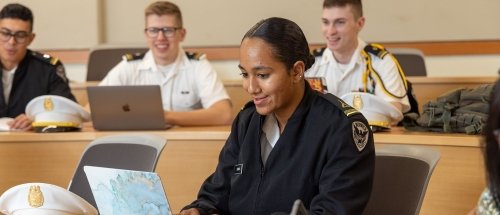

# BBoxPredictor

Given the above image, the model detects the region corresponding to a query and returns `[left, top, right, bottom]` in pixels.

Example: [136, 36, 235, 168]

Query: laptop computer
[83, 165, 173, 215]
[87, 85, 167, 130]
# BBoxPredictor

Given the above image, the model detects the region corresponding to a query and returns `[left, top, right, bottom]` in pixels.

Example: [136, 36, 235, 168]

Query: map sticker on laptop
[83, 166, 172, 215]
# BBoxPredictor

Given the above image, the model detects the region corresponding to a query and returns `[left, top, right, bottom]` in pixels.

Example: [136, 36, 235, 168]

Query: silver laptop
[87, 85, 167, 130]
[84, 166, 173, 215]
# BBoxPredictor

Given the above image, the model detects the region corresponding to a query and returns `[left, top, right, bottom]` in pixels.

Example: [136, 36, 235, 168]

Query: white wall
[9, 0, 500, 48]
[3, 0, 499, 81]
[4, 0, 100, 49]
[103, 0, 500, 45]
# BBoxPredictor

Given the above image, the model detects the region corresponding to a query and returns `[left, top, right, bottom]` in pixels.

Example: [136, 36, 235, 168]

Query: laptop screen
[87, 85, 167, 130]
[83, 166, 173, 215]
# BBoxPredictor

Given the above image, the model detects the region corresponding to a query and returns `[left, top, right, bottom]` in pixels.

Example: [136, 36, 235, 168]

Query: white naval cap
[340, 92, 403, 130]
[25, 95, 90, 132]
[0, 183, 97, 215]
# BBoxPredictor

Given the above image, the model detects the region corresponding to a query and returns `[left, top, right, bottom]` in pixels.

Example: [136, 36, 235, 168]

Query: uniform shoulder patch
[185, 51, 205, 60]
[319, 93, 360, 117]
[240, 100, 255, 112]
[122, 52, 145, 62]
[311, 47, 326, 57]
[31, 51, 60, 65]
[352, 121, 370, 152]
[364, 43, 389, 59]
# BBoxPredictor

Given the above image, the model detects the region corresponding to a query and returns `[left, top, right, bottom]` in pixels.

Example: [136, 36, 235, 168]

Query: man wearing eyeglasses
[99, 1, 232, 126]
[0, 3, 75, 131]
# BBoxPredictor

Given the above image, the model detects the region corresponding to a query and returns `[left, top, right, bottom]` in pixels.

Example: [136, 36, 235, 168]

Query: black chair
[67, 134, 167, 209]
[86, 46, 148, 81]
[362, 144, 440, 215]
[388, 48, 427, 76]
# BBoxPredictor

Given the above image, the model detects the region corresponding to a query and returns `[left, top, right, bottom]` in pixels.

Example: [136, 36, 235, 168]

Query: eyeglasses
[0, 29, 31, 43]
[144, 27, 181, 38]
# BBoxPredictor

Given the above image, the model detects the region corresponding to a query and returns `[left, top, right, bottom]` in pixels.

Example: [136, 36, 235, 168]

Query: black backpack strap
[406, 80, 419, 115]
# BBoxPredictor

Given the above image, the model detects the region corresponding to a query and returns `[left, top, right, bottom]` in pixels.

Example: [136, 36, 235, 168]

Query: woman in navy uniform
[180, 17, 374, 215]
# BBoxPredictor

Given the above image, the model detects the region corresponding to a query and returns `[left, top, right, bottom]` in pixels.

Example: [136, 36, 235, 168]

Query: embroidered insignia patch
[338, 99, 359, 117]
[55, 64, 68, 83]
[352, 121, 369, 152]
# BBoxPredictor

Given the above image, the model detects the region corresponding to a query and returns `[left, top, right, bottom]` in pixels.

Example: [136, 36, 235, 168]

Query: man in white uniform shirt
[100, 1, 232, 126]
[306, 0, 411, 124]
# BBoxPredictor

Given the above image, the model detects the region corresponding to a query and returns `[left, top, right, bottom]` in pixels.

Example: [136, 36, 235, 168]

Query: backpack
[404, 84, 492, 134]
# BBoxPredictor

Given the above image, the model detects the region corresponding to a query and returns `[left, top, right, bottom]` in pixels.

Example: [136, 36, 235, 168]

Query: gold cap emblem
[28, 185, 44, 208]
[353, 94, 363, 110]
[43, 97, 53, 112]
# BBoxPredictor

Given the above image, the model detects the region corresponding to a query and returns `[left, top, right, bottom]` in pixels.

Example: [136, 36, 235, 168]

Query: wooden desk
[0, 126, 483, 214]
[0, 126, 229, 213]
[71, 77, 497, 117]
[375, 129, 485, 215]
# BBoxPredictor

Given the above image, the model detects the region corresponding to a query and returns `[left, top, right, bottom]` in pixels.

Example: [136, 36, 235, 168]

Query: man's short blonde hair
[145, 1, 183, 27]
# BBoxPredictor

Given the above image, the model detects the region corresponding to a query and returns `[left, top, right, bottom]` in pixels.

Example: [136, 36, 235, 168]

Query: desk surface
[0, 125, 480, 147]
[0, 125, 230, 142]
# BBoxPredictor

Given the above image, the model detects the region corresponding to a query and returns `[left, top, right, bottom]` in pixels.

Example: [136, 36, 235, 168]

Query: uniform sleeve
[193, 59, 230, 108]
[372, 55, 411, 113]
[182, 113, 243, 214]
[47, 61, 76, 102]
[310, 115, 375, 215]
[99, 60, 130, 86]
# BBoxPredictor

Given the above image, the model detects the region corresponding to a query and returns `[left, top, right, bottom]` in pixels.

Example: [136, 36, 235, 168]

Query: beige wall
[4, 0, 500, 81]
[8, 0, 500, 49]
[6, 0, 100, 49]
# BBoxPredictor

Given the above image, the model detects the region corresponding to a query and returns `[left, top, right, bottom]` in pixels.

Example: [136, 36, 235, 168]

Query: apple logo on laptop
[122, 104, 131, 112]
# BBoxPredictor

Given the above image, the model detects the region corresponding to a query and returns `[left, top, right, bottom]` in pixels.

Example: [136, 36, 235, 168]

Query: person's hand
[179, 208, 201, 215]
[7, 114, 32, 131]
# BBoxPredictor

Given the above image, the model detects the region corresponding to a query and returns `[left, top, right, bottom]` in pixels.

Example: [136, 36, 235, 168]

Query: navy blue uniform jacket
[184, 83, 375, 215]
[0, 50, 75, 118]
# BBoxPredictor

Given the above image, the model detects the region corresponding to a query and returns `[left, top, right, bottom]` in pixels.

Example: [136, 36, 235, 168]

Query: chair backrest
[362, 144, 440, 215]
[86, 46, 148, 81]
[67, 134, 166, 209]
[388, 48, 427, 76]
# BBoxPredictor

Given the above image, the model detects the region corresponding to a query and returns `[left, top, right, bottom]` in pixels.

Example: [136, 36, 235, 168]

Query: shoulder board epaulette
[240, 101, 255, 112]
[185, 51, 205, 60]
[364, 43, 389, 59]
[311, 47, 326, 57]
[320, 93, 361, 117]
[123, 52, 145, 62]
[31, 51, 60, 65]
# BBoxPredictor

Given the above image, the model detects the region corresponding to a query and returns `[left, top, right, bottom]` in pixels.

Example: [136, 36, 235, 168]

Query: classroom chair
[86, 46, 148, 81]
[362, 144, 440, 215]
[389, 48, 428, 76]
[67, 134, 167, 209]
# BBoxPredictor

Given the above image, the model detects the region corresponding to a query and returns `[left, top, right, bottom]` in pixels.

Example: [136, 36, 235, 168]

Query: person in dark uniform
[180, 17, 375, 215]
[0, 3, 75, 130]
[468, 79, 500, 214]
